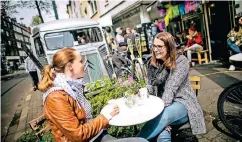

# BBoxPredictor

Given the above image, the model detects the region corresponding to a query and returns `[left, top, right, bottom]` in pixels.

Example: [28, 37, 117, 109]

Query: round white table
[101, 95, 164, 126]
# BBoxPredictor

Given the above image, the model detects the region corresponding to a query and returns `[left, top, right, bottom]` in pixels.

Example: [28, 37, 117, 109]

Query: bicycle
[217, 81, 242, 139]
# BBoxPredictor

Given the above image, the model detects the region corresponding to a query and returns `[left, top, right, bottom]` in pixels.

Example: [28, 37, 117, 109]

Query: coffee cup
[139, 88, 148, 100]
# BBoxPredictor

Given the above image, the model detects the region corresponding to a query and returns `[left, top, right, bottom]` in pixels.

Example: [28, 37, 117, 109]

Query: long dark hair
[151, 32, 177, 70]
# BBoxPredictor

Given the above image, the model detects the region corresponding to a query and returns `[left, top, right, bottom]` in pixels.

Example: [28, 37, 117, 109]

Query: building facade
[66, 0, 239, 62]
[1, 9, 31, 74]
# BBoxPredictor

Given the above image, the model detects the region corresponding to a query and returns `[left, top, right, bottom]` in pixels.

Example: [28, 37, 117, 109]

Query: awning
[98, 14, 113, 27]
[146, 1, 157, 12]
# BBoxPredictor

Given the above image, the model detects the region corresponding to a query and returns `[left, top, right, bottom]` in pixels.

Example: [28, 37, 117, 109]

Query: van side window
[44, 27, 103, 50]
[34, 38, 45, 56]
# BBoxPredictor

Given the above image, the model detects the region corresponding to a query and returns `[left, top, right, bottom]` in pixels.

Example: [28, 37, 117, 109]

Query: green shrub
[17, 131, 54, 142]
[86, 76, 145, 138]
[17, 131, 39, 142]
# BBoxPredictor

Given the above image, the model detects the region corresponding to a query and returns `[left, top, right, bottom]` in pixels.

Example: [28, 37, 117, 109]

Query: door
[182, 14, 207, 48]
[207, 1, 234, 60]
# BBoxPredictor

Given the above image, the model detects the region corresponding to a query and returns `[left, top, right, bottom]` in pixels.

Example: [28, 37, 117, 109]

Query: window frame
[34, 37, 45, 57]
[44, 26, 103, 50]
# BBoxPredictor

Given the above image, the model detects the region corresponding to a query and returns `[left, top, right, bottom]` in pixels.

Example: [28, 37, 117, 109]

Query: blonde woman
[38, 48, 147, 142]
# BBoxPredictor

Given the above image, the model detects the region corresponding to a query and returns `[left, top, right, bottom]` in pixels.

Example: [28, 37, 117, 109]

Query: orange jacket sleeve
[44, 91, 109, 142]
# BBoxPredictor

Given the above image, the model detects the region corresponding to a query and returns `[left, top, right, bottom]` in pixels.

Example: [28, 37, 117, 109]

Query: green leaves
[86, 76, 146, 137]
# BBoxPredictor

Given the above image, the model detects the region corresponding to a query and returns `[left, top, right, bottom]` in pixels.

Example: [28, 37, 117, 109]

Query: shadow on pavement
[194, 64, 241, 89]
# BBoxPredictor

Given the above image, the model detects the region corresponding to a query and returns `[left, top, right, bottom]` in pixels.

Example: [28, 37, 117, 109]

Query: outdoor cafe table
[101, 95, 164, 127]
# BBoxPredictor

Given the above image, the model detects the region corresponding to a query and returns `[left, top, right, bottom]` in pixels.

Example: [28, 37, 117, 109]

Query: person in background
[132, 28, 140, 39]
[124, 27, 138, 58]
[115, 27, 124, 44]
[105, 26, 117, 51]
[38, 47, 147, 142]
[175, 32, 187, 47]
[112, 42, 130, 73]
[25, 56, 39, 91]
[154, 19, 163, 33]
[137, 32, 206, 142]
[228, 15, 242, 70]
[184, 26, 203, 65]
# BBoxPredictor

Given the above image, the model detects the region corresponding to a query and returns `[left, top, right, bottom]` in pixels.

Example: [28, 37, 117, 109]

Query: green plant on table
[86, 76, 144, 138]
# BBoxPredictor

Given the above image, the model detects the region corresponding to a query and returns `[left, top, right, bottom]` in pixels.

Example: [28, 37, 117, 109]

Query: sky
[13, 0, 69, 27]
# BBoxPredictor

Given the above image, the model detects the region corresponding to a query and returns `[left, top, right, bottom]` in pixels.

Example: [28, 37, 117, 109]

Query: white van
[30, 18, 114, 83]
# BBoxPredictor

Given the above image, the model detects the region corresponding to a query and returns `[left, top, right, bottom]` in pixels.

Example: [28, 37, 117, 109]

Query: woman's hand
[186, 35, 192, 40]
[110, 105, 119, 117]
[165, 126, 172, 132]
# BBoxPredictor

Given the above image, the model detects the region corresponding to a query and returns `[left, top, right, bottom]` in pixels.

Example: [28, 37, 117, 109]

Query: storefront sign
[113, 7, 140, 25]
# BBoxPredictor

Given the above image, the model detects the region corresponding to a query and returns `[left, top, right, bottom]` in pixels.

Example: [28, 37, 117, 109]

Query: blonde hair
[151, 32, 176, 69]
[38, 47, 77, 92]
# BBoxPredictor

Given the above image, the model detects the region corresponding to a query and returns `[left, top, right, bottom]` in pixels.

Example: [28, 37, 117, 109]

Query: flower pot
[124, 92, 135, 108]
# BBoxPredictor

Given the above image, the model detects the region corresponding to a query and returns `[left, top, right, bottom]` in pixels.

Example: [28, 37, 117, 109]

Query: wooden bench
[190, 76, 201, 96]
[192, 50, 209, 64]
[28, 114, 51, 140]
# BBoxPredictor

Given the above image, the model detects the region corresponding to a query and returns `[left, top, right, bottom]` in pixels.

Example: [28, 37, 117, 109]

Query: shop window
[44, 27, 103, 50]
[3, 21, 7, 27]
[6, 31, 9, 36]
[17, 42, 21, 48]
[34, 38, 45, 57]
[105, 0, 109, 7]
[89, 0, 97, 15]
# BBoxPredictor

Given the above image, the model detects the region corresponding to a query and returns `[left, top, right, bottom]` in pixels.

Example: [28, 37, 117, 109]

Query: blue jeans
[137, 102, 189, 142]
[227, 40, 241, 53]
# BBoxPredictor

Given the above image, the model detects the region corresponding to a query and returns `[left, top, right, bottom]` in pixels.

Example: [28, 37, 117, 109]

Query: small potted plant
[138, 78, 148, 100]
[119, 76, 139, 108]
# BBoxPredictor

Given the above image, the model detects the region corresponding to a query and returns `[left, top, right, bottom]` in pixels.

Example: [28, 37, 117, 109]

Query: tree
[31, 15, 42, 26]
[0, 1, 20, 16]
[18, 0, 52, 23]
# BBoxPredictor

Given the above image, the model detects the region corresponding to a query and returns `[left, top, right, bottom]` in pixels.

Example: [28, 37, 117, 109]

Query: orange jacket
[186, 32, 203, 47]
[44, 91, 109, 142]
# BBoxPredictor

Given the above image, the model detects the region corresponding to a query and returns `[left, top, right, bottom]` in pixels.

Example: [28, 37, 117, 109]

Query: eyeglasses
[152, 44, 166, 50]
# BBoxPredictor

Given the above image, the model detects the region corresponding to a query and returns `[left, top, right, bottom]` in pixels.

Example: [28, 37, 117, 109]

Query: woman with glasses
[137, 32, 206, 142]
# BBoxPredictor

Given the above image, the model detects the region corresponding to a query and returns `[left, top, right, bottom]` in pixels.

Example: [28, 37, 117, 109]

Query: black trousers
[29, 71, 39, 88]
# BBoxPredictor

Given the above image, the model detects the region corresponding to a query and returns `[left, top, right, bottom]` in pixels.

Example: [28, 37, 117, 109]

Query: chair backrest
[190, 76, 201, 96]
[28, 114, 51, 139]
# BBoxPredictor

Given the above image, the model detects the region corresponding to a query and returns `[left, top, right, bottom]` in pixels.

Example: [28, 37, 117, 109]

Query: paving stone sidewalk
[4, 89, 43, 142]
[190, 67, 242, 142]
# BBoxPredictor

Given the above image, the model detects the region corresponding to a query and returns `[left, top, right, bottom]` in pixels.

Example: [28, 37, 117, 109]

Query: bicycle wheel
[217, 81, 242, 139]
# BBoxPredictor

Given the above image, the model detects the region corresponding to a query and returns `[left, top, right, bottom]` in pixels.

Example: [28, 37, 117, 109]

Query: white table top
[101, 95, 164, 126]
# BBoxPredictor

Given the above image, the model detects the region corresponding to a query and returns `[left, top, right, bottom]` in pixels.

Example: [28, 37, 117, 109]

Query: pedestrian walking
[25, 56, 39, 91]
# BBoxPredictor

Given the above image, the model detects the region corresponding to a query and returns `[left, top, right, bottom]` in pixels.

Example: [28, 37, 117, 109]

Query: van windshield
[44, 27, 103, 50]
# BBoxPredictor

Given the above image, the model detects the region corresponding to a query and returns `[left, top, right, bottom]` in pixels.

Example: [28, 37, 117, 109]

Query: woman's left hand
[165, 126, 172, 132]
